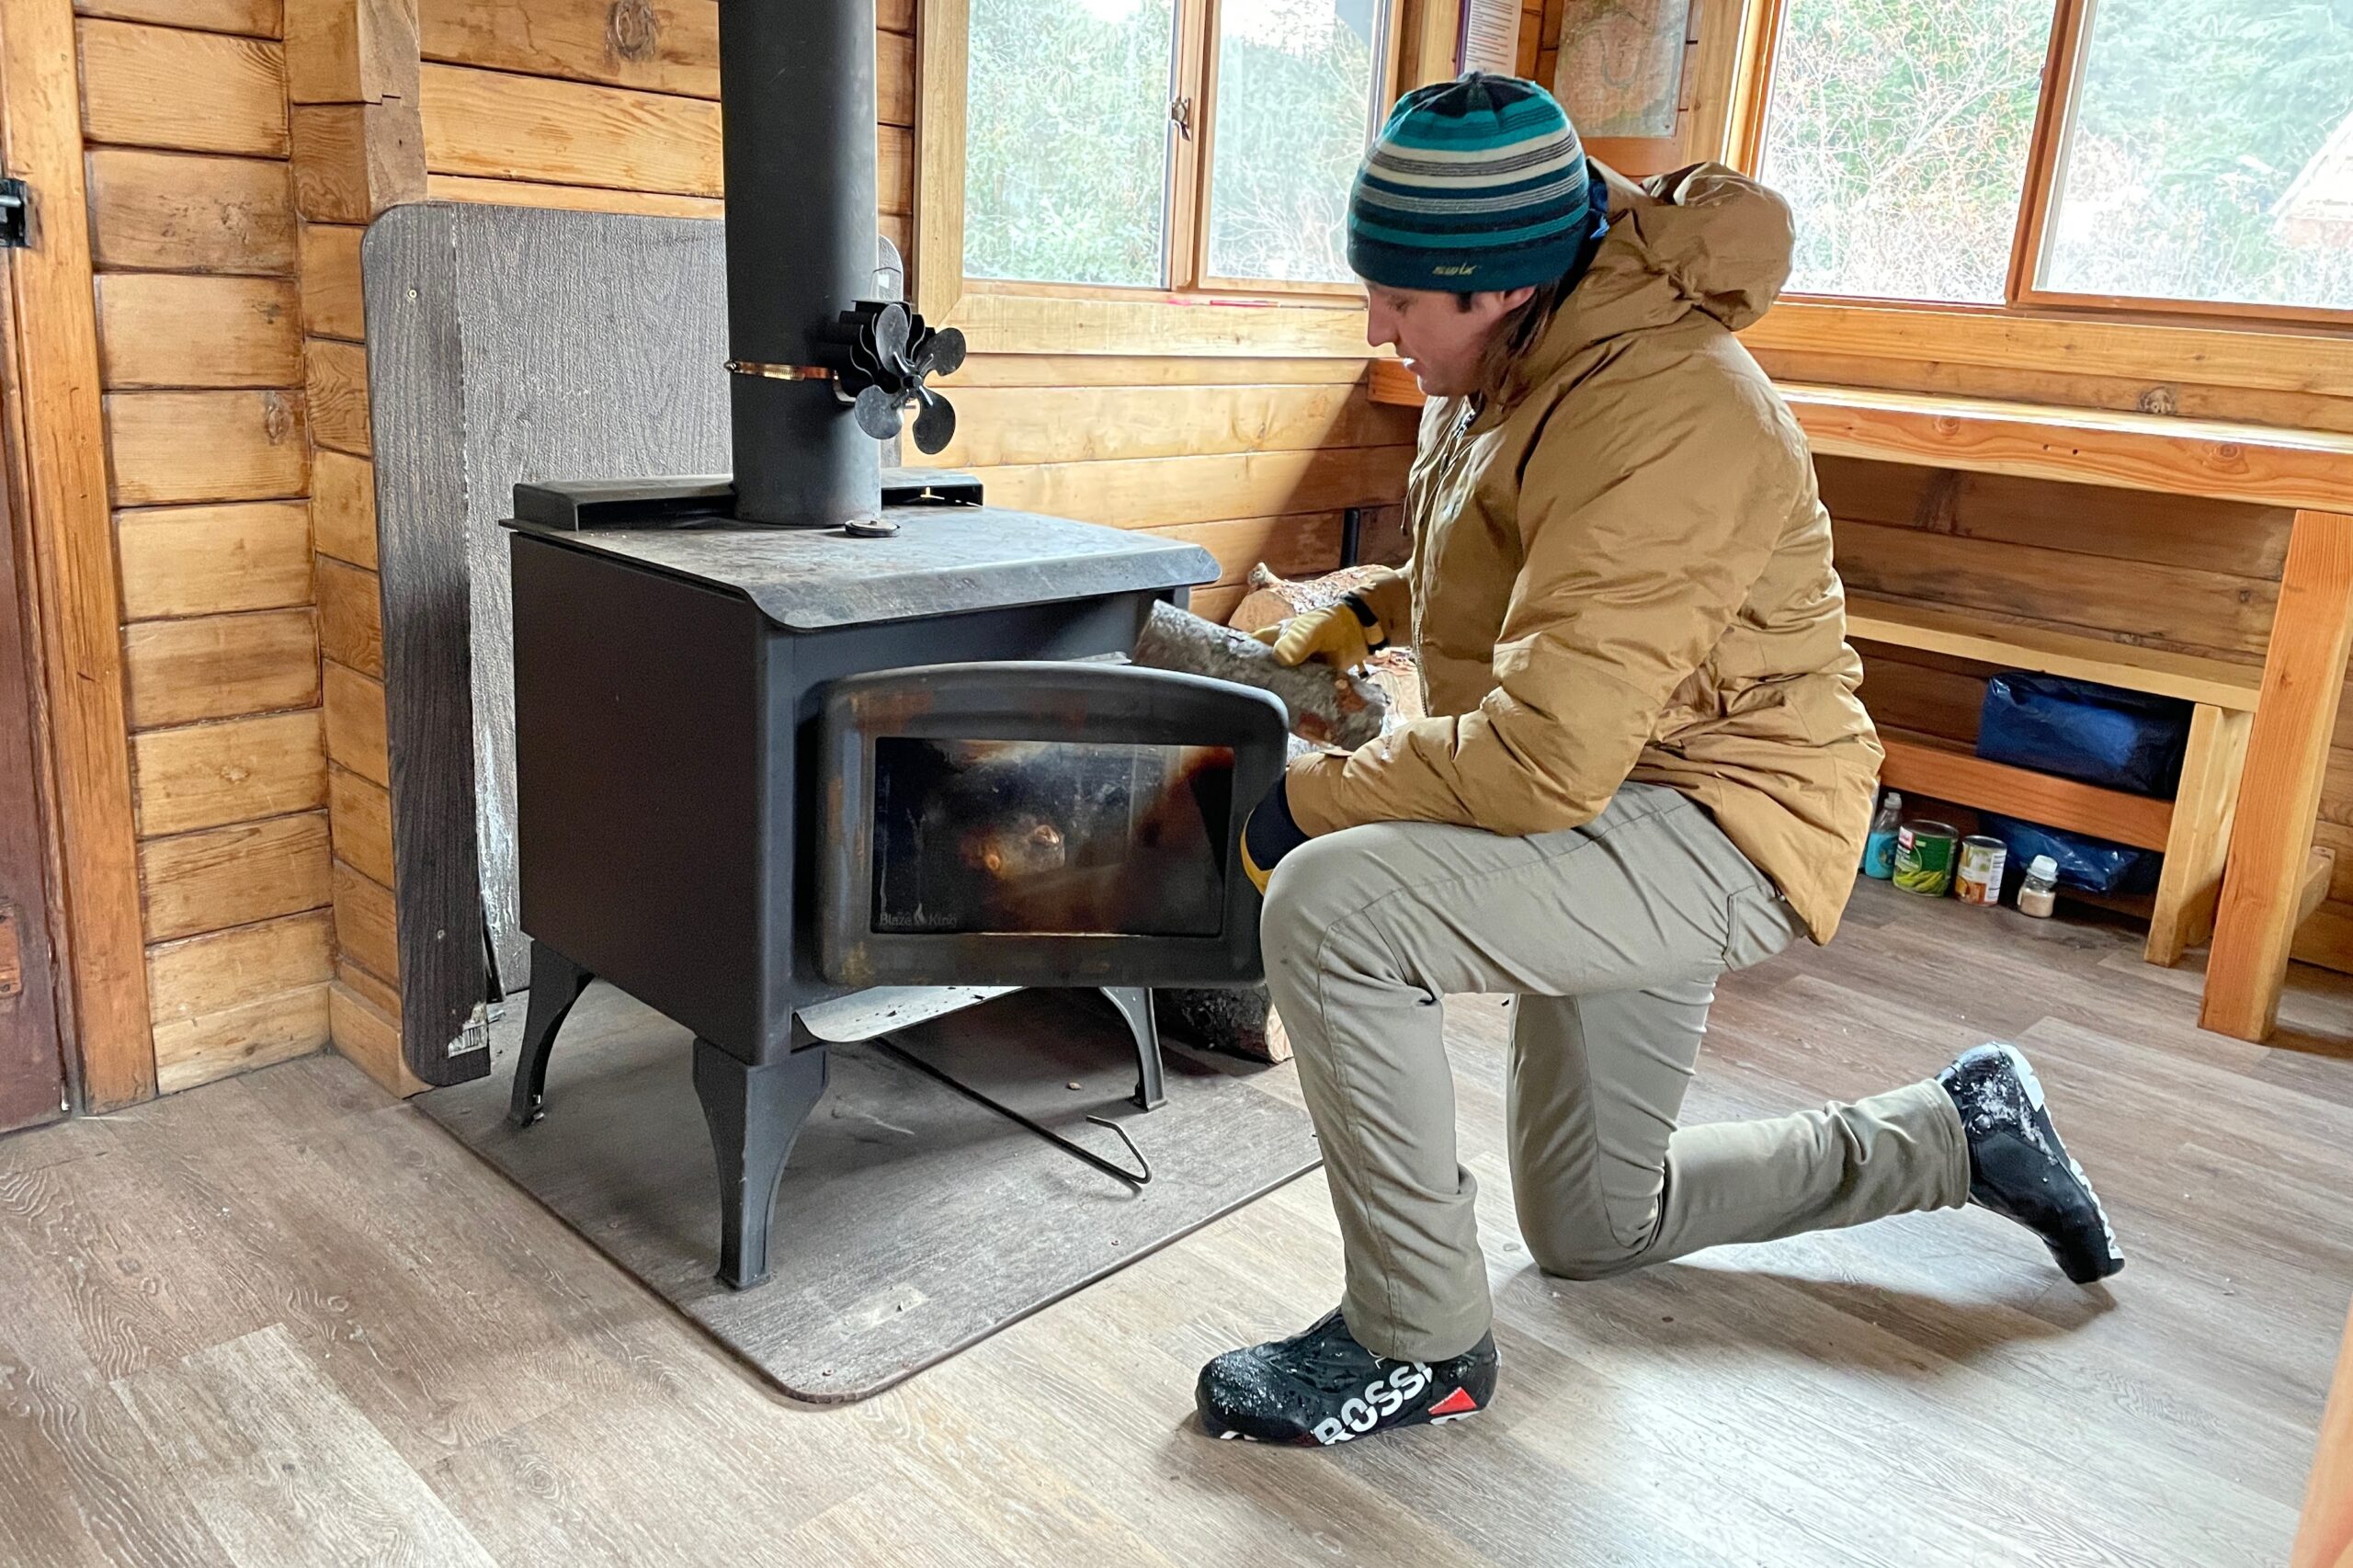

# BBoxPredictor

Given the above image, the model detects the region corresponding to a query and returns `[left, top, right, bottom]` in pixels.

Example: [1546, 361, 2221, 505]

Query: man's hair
[1462, 264, 1582, 404]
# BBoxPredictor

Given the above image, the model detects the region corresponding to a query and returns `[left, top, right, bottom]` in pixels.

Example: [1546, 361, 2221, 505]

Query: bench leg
[2202, 509, 2353, 1041]
[2146, 704, 2250, 967]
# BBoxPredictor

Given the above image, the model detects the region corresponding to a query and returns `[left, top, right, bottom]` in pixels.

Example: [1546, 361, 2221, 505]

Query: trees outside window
[2036, 0, 2353, 312]
[1745, 0, 2353, 318]
[964, 0, 1395, 293]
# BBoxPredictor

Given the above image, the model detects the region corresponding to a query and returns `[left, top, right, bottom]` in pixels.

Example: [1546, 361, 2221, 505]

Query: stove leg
[1100, 987, 1164, 1111]
[693, 1038, 829, 1290]
[508, 942, 595, 1129]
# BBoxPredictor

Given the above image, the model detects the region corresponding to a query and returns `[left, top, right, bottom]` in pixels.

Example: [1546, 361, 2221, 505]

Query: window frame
[916, 0, 1449, 356]
[1728, 0, 2353, 333]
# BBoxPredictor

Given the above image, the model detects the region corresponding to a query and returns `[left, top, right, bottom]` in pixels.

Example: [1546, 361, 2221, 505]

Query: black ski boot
[1196, 1308, 1496, 1446]
[1939, 1043, 2124, 1284]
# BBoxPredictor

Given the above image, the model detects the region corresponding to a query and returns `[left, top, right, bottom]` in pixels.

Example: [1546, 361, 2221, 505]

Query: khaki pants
[1259, 783, 1970, 1362]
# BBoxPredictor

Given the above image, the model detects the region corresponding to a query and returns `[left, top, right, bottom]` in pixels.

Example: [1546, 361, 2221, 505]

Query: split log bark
[1231, 564, 1428, 730]
[1131, 600, 1386, 749]
[1229, 561, 1399, 633]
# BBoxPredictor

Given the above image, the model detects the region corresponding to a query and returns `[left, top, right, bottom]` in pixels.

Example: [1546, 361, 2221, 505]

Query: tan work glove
[1251, 596, 1385, 671]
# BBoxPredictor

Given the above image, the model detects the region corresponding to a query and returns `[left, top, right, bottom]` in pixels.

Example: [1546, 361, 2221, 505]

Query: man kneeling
[1198, 74, 2122, 1449]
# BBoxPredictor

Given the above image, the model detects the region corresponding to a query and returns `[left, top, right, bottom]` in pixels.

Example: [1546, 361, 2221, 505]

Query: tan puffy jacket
[1285, 162, 1883, 943]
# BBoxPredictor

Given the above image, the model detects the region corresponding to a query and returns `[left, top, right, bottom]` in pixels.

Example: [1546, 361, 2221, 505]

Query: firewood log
[1230, 565, 1428, 731]
[1229, 562, 1401, 634]
[1130, 600, 1386, 750]
[1159, 986, 1290, 1063]
[1153, 562, 1433, 1068]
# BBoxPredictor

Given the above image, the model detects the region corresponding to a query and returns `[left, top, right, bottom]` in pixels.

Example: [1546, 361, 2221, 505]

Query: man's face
[1364, 283, 1537, 398]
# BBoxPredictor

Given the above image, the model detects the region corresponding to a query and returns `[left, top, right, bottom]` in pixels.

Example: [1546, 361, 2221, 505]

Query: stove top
[506, 480, 1213, 631]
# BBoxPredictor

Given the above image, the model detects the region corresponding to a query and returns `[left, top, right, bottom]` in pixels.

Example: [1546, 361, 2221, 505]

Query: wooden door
[0, 365, 67, 1133]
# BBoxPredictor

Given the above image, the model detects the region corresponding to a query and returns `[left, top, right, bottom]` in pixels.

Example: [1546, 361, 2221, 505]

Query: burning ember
[873, 738, 1236, 938]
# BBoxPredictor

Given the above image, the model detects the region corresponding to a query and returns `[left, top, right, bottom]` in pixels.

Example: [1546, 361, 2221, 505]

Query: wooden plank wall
[407, 0, 1419, 630]
[1536, 0, 2353, 969]
[72, 2, 336, 1096]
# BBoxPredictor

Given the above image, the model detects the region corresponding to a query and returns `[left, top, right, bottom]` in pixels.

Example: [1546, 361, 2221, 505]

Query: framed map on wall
[1552, 0, 1691, 140]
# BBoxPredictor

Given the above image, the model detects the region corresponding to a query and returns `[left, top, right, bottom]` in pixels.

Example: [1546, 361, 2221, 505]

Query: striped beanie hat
[1347, 73, 1608, 293]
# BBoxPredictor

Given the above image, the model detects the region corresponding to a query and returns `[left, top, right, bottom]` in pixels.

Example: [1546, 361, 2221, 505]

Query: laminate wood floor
[4, 880, 2348, 1567]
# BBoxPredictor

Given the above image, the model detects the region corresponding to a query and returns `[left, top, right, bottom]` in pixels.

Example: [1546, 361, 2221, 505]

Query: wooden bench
[1846, 597, 2327, 969]
[1367, 359, 2353, 1043]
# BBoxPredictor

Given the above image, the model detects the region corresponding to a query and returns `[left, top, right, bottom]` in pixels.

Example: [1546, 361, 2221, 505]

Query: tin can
[1955, 835, 2007, 906]
[1893, 820, 1958, 896]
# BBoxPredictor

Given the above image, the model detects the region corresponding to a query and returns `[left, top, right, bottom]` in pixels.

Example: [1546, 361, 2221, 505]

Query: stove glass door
[870, 737, 1234, 937]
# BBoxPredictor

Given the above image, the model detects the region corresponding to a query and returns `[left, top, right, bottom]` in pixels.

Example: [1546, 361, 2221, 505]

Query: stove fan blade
[870, 302, 911, 370]
[915, 325, 967, 380]
[852, 382, 904, 441]
[909, 382, 957, 454]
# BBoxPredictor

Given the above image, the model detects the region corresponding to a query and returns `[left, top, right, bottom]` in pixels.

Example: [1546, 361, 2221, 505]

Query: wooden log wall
[283, 0, 426, 1095]
[70, 2, 336, 1096]
[21, 0, 1438, 1103]
[34, 0, 432, 1101]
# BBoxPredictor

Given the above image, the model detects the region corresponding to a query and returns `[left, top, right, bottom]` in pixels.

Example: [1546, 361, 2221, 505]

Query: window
[2033, 0, 2353, 312]
[961, 0, 1398, 294]
[1743, 0, 2353, 318]
[1753, 0, 2055, 304]
[963, 0, 1177, 288]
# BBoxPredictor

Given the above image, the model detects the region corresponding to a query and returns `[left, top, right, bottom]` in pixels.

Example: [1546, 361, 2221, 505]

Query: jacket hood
[1601, 162, 1795, 330]
[1503, 162, 1795, 402]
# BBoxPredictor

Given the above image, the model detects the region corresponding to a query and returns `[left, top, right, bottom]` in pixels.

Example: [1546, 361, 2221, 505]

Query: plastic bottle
[1861, 790, 1902, 879]
[2018, 854, 2060, 918]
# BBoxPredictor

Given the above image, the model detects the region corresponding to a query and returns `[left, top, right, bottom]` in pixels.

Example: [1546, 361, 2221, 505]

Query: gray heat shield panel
[363, 203, 734, 1013]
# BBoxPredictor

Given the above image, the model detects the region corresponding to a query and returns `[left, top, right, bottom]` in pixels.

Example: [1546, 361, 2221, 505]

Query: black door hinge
[0, 180, 27, 248]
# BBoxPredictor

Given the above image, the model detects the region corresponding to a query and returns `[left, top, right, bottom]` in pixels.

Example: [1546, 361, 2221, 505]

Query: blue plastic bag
[1978, 812, 2159, 896]
[1976, 674, 2190, 798]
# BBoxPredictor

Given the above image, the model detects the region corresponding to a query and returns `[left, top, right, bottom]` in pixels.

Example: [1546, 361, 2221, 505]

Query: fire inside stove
[870, 738, 1236, 938]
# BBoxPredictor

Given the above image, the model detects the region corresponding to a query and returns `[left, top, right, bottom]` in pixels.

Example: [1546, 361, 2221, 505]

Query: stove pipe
[717, 0, 883, 528]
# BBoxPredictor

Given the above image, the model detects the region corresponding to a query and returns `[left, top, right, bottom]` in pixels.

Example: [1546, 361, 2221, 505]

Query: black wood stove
[497, 0, 1289, 1290]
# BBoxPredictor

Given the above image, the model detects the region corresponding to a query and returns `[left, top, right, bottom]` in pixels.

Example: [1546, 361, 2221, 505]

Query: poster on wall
[1459, 0, 1521, 74]
[1552, 0, 1691, 139]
